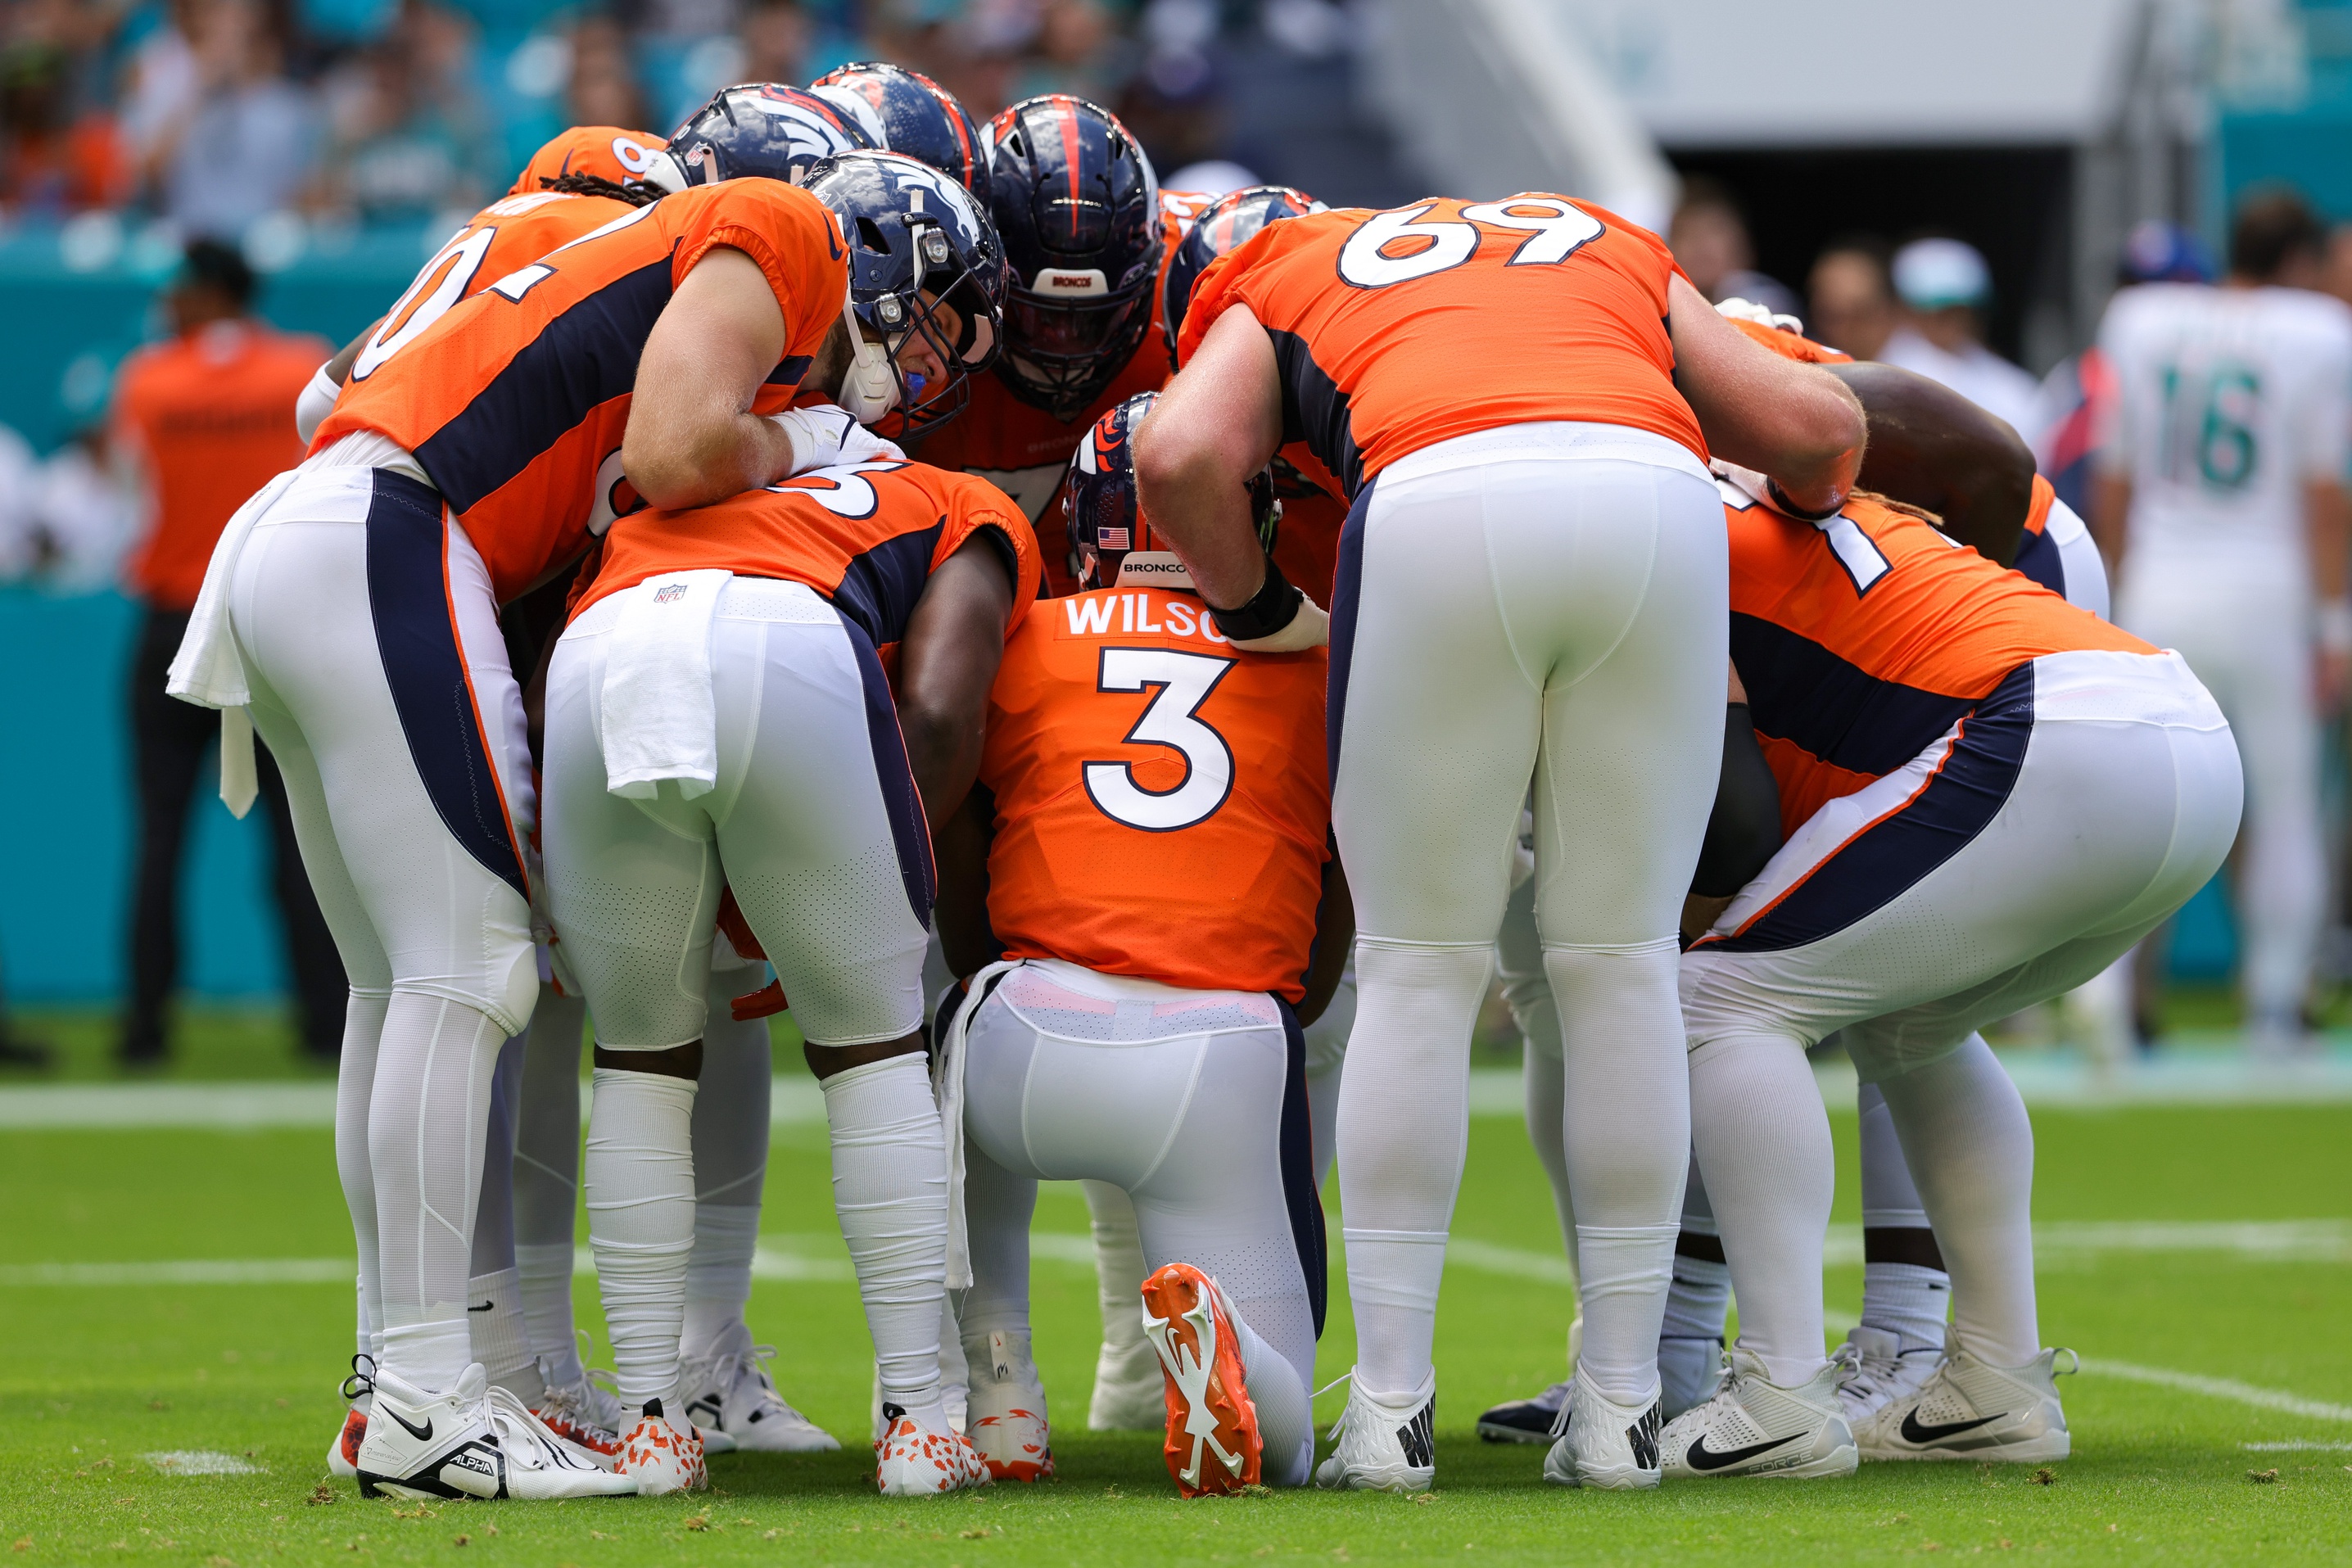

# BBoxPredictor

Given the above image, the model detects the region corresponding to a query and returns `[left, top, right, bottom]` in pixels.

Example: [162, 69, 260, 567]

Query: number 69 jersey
[979, 585, 1330, 1001]
[1174, 195, 1704, 500]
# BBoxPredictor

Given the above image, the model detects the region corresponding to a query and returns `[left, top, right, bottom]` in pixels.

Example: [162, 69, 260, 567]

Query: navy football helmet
[667, 84, 879, 187]
[808, 62, 984, 192]
[982, 96, 1161, 418]
[804, 151, 1009, 434]
[1160, 183, 1324, 367]
[1065, 391, 1277, 590]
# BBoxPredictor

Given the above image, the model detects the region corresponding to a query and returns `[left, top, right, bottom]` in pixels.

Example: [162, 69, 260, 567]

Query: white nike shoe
[1857, 1347, 2076, 1463]
[1088, 1330, 1168, 1432]
[1313, 1371, 1436, 1493]
[354, 1362, 635, 1500]
[1658, 1346, 1857, 1480]
[1542, 1367, 1662, 1490]
[963, 1327, 1054, 1482]
[874, 1403, 992, 1496]
[327, 1356, 374, 1480]
[617, 1400, 707, 1496]
[1835, 1326, 1942, 1434]
[1660, 1335, 1728, 1421]
[530, 1354, 625, 1469]
[679, 1322, 839, 1455]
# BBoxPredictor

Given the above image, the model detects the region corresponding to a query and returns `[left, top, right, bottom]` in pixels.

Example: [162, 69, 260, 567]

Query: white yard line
[2083, 1361, 2352, 1422]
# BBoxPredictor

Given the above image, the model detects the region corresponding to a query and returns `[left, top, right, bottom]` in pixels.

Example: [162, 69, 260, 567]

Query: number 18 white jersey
[2096, 281, 2352, 590]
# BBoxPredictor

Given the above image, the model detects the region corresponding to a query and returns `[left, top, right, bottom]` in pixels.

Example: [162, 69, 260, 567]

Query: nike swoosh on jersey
[1685, 1429, 1802, 1471]
[384, 1407, 435, 1443]
[1899, 1409, 2006, 1445]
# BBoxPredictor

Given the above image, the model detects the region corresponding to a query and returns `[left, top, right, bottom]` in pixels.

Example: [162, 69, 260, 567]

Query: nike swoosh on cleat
[384, 1408, 435, 1442]
[1900, 1409, 2006, 1444]
[1685, 1429, 1802, 1471]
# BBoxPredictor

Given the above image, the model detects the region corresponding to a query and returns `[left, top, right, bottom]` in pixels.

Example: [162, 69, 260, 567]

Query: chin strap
[836, 293, 900, 423]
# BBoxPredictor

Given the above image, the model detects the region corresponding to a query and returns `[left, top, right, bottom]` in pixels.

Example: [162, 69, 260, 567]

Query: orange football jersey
[1176, 196, 1704, 497]
[575, 459, 1038, 673]
[912, 190, 1205, 598]
[319, 179, 848, 603]
[1726, 482, 2154, 837]
[980, 584, 1330, 1000]
[508, 125, 669, 195]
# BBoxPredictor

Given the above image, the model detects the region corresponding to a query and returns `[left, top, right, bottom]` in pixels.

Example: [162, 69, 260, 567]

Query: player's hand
[769, 403, 907, 477]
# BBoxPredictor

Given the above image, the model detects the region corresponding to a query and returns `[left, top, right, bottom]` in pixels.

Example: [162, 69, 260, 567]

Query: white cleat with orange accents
[874, 1402, 992, 1496]
[963, 1328, 1054, 1482]
[617, 1401, 707, 1497]
[1140, 1263, 1264, 1498]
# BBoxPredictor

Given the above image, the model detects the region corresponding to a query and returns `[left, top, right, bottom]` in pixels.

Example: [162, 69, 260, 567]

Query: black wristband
[1208, 555, 1304, 642]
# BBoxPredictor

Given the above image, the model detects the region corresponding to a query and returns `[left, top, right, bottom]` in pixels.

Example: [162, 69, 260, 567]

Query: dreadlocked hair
[1848, 488, 1945, 529]
[539, 172, 663, 206]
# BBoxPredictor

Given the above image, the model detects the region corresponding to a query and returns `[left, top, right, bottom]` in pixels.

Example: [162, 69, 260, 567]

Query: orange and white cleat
[617, 1400, 707, 1497]
[874, 1403, 992, 1496]
[532, 1358, 626, 1470]
[1140, 1263, 1263, 1497]
[328, 1355, 373, 1480]
[965, 1329, 1054, 1482]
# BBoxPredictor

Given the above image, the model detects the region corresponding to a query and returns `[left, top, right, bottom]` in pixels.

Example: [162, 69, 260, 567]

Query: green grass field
[2, 1012, 2349, 1564]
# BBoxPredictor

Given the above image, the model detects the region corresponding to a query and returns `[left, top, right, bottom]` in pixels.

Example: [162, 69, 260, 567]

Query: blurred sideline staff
[108, 240, 347, 1064]
[1878, 237, 2039, 438]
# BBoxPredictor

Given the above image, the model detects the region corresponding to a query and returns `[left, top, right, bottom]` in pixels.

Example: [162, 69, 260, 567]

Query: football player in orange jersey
[1136, 194, 1864, 1491]
[925, 393, 1350, 1495]
[164, 127, 979, 1498]
[537, 153, 1024, 1500]
[1649, 454, 2240, 1478]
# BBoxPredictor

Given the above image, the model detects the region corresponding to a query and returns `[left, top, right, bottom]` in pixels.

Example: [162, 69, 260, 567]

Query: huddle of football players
[163, 58, 2242, 1504]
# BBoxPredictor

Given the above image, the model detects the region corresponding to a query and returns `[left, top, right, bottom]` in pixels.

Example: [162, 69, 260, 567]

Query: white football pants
[1328, 423, 1726, 1406]
[1682, 648, 2241, 1378]
[2116, 569, 2323, 1025]
[957, 960, 1322, 1484]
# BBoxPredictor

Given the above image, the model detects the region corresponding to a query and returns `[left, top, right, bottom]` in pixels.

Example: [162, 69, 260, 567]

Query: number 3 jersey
[979, 585, 1330, 1001]
[1726, 477, 2154, 838]
[317, 179, 849, 604]
[2096, 281, 2352, 592]
[1174, 195, 1704, 499]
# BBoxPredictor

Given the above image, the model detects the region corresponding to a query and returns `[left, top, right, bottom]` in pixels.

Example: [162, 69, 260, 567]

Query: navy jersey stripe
[2012, 523, 2066, 599]
[1703, 663, 2035, 953]
[1276, 997, 1330, 1337]
[765, 354, 813, 387]
[414, 257, 674, 514]
[1266, 327, 1365, 500]
[829, 521, 945, 651]
[842, 615, 935, 929]
[363, 469, 529, 901]
[1733, 612, 1978, 781]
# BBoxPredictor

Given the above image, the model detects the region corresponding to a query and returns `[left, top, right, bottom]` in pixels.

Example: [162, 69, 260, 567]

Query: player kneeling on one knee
[931, 393, 1350, 1496]
[1658, 427, 2240, 1479]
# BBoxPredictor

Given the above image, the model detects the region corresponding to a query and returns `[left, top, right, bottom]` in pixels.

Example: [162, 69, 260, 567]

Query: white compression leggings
[1332, 428, 1726, 1406]
[959, 964, 1318, 1485]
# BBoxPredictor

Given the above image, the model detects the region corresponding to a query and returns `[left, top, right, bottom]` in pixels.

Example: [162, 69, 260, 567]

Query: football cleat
[1835, 1326, 1943, 1434]
[1662, 1335, 1730, 1421]
[618, 1399, 707, 1496]
[531, 1354, 625, 1468]
[963, 1327, 1054, 1482]
[1313, 1371, 1436, 1493]
[328, 1355, 373, 1479]
[679, 1322, 839, 1455]
[1658, 1346, 1858, 1480]
[1542, 1367, 1662, 1490]
[1088, 1331, 1168, 1431]
[1140, 1263, 1260, 1497]
[1475, 1381, 1567, 1445]
[354, 1362, 635, 1500]
[874, 1403, 992, 1496]
[1856, 1347, 2076, 1463]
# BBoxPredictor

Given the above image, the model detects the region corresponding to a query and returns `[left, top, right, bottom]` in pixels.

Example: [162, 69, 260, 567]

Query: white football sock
[1334, 938, 1489, 1399]
[513, 983, 586, 1365]
[466, 1266, 540, 1404]
[370, 992, 506, 1392]
[335, 988, 390, 1364]
[1549, 941, 1690, 1403]
[1662, 1161, 1730, 1344]
[585, 1064, 698, 1408]
[1873, 1034, 2040, 1367]
[1857, 1081, 1949, 1353]
[1223, 1289, 1313, 1486]
[820, 1054, 949, 1419]
[1688, 1030, 1833, 1389]
[1517, 1033, 1579, 1270]
[681, 992, 769, 1361]
[1306, 1059, 1344, 1193]
[467, 1037, 528, 1403]
[1084, 1179, 1152, 1372]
